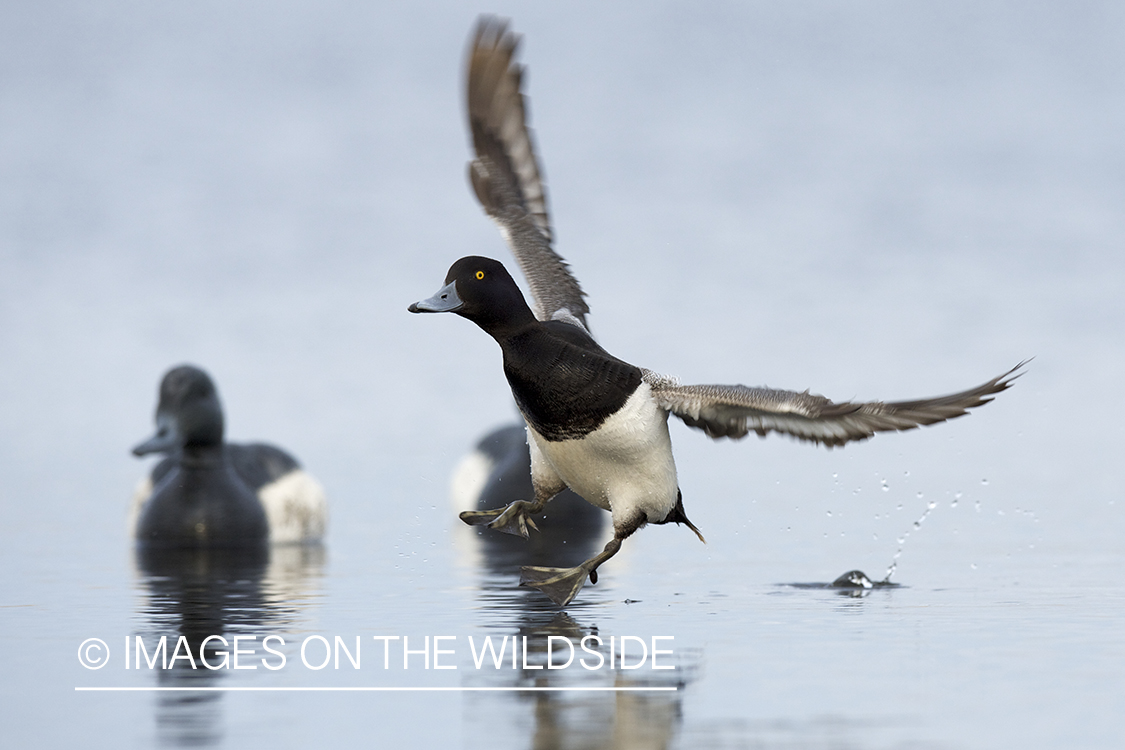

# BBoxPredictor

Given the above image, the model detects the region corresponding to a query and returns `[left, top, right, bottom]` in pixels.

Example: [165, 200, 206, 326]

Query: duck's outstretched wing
[466, 16, 590, 330]
[645, 362, 1026, 447]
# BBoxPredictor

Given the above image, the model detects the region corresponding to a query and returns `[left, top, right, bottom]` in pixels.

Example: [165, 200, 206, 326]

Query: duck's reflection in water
[133, 544, 325, 748]
[454, 425, 693, 749]
[468, 611, 692, 750]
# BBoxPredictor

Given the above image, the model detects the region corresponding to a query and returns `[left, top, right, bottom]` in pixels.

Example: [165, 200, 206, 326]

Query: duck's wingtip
[995, 358, 1032, 388]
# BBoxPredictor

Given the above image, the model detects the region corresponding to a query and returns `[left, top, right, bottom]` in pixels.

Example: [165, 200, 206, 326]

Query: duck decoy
[409, 17, 1024, 606]
[451, 423, 606, 571]
[131, 365, 327, 547]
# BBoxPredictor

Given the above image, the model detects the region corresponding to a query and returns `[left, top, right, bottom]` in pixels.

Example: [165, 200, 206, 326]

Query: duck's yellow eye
[475, 270, 485, 280]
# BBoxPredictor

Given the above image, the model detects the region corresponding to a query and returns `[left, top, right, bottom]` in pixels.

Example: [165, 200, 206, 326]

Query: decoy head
[408, 256, 536, 334]
[132, 365, 225, 456]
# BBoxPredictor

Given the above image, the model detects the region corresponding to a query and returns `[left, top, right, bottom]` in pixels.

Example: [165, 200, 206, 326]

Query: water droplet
[826, 510, 833, 517]
[896, 503, 903, 511]
[872, 533, 878, 540]
[881, 478, 889, 492]
[970, 563, 977, 570]
[981, 478, 989, 485]
[904, 470, 910, 477]
[916, 491, 924, 499]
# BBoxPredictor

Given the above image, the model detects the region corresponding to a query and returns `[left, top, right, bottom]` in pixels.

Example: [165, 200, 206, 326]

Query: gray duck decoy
[131, 365, 327, 548]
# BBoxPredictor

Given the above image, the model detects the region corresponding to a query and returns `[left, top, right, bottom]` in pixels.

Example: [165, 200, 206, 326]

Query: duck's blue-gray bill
[408, 280, 463, 313]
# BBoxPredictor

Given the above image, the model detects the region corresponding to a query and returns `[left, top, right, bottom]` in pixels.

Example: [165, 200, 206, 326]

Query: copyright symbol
[78, 638, 110, 669]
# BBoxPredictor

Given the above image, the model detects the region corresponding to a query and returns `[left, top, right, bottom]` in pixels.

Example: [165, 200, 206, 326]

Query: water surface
[3, 2, 1123, 748]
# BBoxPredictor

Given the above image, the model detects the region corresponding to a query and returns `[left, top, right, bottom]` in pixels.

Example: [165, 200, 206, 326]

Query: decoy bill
[409, 17, 1024, 607]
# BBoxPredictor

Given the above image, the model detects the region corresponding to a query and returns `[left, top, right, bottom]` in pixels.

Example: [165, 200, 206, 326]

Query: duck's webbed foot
[459, 500, 542, 539]
[520, 538, 623, 607]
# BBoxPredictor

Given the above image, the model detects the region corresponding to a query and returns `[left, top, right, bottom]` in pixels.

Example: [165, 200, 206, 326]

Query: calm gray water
[3, 1, 1123, 747]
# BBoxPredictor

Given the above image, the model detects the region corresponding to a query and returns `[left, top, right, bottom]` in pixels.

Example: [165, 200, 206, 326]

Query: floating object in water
[131, 365, 327, 547]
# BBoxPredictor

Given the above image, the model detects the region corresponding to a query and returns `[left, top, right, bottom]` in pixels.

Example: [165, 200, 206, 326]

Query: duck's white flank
[130, 471, 327, 544]
[128, 477, 153, 536]
[449, 449, 494, 511]
[259, 470, 328, 544]
[525, 382, 678, 529]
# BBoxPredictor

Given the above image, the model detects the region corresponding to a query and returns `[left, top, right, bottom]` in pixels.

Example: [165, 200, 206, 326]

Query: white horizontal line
[75, 686, 677, 693]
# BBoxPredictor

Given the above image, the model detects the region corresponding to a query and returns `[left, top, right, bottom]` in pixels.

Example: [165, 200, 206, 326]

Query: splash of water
[882, 493, 939, 583]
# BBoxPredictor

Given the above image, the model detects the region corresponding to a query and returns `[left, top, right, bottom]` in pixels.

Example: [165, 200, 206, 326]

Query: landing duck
[410, 18, 1023, 606]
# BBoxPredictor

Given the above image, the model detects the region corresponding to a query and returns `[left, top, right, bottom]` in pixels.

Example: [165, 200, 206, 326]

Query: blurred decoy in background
[410, 17, 1024, 606]
[131, 365, 327, 547]
[451, 423, 606, 571]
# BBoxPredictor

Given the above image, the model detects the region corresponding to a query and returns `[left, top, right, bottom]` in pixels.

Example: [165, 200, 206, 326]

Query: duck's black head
[408, 256, 536, 336]
[133, 365, 225, 456]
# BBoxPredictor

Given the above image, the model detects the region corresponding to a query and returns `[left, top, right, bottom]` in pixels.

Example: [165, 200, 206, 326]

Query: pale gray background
[2, 1, 1122, 748]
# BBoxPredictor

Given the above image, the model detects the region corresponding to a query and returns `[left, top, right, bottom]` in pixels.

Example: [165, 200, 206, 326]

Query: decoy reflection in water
[131, 365, 327, 548]
[410, 17, 1025, 607]
[134, 543, 325, 746]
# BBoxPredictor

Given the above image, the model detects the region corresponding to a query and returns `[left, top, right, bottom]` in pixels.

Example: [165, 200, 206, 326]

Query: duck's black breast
[137, 459, 269, 548]
[501, 321, 643, 442]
